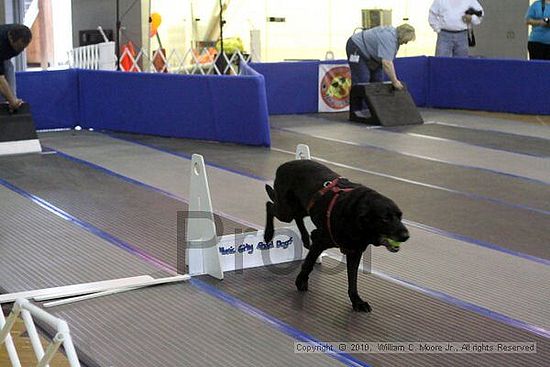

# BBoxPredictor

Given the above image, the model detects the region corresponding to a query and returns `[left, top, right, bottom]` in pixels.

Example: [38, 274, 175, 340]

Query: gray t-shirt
[350, 26, 399, 62]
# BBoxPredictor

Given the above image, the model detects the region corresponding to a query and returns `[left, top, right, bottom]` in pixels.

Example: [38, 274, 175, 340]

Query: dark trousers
[528, 41, 550, 60]
[345, 38, 384, 84]
[346, 38, 383, 114]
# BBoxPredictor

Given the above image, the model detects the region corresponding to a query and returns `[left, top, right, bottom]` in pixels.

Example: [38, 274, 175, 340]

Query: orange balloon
[150, 13, 162, 29]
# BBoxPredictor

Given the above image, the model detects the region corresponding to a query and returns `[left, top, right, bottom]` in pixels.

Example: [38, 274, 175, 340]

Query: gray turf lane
[92, 131, 550, 260]
[38, 131, 550, 330]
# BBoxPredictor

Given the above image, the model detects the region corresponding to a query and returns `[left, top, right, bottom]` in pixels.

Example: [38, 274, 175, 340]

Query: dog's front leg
[346, 252, 371, 312]
[294, 216, 310, 249]
[264, 202, 275, 243]
[295, 230, 326, 291]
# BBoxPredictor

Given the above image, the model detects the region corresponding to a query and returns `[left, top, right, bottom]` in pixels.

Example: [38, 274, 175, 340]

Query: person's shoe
[349, 109, 372, 123]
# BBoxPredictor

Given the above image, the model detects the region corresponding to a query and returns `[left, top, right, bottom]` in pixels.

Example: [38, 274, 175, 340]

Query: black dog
[264, 160, 409, 312]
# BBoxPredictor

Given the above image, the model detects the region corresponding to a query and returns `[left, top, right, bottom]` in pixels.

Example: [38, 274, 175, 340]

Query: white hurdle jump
[0, 298, 81, 367]
[186, 144, 316, 278]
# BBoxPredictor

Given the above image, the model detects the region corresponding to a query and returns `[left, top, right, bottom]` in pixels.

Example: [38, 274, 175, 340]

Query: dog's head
[356, 193, 409, 252]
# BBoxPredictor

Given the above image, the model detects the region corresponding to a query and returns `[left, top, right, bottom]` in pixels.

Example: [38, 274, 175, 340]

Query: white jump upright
[187, 145, 317, 278]
[295, 144, 311, 160]
[186, 154, 224, 279]
[0, 298, 81, 367]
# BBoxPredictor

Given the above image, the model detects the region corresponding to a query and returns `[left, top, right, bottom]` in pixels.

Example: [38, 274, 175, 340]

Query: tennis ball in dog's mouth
[386, 238, 401, 248]
[384, 238, 401, 252]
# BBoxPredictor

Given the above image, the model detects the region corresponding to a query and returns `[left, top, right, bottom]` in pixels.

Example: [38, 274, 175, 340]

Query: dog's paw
[295, 274, 309, 292]
[352, 301, 372, 313]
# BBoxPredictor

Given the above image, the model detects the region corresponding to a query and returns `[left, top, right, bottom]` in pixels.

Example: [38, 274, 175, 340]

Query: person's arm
[428, 0, 441, 32]
[381, 59, 404, 90]
[0, 75, 22, 110]
[468, 1, 484, 26]
[525, 3, 549, 27]
[526, 18, 548, 26]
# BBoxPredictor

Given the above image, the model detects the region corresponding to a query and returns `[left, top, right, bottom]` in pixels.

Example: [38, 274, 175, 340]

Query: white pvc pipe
[21, 309, 47, 366]
[0, 306, 21, 343]
[61, 330, 82, 367]
[2, 299, 83, 367]
[44, 275, 191, 308]
[1, 275, 154, 304]
[36, 333, 63, 367]
[0, 309, 22, 367]
[16, 299, 65, 330]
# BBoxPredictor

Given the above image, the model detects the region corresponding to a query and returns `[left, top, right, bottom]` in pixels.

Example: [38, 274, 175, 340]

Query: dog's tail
[265, 184, 276, 202]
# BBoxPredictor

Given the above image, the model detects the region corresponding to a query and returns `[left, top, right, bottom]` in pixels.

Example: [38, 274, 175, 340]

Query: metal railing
[68, 41, 117, 71]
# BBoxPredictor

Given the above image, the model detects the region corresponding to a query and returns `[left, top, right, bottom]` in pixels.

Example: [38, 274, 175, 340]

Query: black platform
[350, 83, 424, 126]
[0, 103, 41, 155]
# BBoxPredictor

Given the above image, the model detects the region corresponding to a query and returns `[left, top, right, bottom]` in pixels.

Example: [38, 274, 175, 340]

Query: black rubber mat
[385, 124, 550, 157]
[200, 258, 549, 367]
[359, 83, 424, 126]
[108, 131, 550, 260]
[0, 153, 248, 272]
[0, 103, 38, 142]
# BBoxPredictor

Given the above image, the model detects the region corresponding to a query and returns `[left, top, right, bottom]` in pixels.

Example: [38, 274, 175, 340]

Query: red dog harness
[307, 177, 356, 246]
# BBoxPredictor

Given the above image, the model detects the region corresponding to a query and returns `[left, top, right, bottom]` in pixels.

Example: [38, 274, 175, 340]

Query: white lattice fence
[119, 47, 253, 75]
[69, 42, 255, 75]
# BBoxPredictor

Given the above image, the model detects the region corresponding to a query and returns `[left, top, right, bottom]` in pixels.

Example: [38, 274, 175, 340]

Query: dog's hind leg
[295, 230, 328, 292]
[264, 201, 275, 243]
[294, 216, 310, 249]
[346, 251, 372, 312]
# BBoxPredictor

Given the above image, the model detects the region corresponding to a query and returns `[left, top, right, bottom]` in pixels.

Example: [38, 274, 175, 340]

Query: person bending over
[0, 24, 32, 111]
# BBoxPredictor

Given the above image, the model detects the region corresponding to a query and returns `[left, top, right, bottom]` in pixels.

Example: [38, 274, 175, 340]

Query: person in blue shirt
[346, 24, 416, 92]
[346, 24, 415, 122]
[525, 0, 550, 60]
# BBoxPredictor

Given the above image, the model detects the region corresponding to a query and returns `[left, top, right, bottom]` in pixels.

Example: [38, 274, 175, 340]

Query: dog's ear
[355, 198, 396, 231]
[355, 201, 374, 231]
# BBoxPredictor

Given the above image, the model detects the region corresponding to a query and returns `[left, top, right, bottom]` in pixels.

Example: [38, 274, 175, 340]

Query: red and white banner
[318, 64, 351, 112]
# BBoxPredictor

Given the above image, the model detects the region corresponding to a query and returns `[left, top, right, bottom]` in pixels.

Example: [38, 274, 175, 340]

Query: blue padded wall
[78, 69, 270, 146]
[251, 61, 319, 114]
[252, 57, 429, 115]
[16, 69, 79, 130]
[394, 56, 429, 107]
[428, 57, 550, 115]
[15, 58, 549, 140]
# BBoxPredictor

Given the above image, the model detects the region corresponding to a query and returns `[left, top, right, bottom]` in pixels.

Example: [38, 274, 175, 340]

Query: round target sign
[320, 66, 351, 110]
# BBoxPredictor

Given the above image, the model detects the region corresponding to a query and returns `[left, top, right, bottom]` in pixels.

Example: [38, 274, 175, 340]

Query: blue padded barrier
[77, 69, 270, 146]
[428, 57, 550, 115]
[394, 56, 429, 107]
[14, 58, 549, 140]
[16, 69, 79, 130]
[251, 57, 429, 115]
[250, 61, 319, 114]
